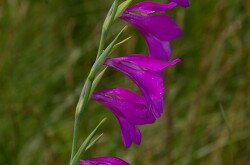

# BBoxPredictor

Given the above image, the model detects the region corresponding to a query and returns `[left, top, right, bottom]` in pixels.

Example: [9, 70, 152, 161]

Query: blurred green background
[0, 0, 249, 164]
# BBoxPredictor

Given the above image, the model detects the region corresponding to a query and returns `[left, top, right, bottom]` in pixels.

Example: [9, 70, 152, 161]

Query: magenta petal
[121, 14, 182, 41]
[93, 88, 155, 147]
[105, 55, 181, 118]
[170, 0, 190, 8]
[121, 2, 182, 60]
[106, 55, 180, 71]
[126, 1, 177, 14]
[93, 88, 155, 124]
[118, 117, 141, 147]
[145, 33, 172, 60]
[80, 157, 130, 165]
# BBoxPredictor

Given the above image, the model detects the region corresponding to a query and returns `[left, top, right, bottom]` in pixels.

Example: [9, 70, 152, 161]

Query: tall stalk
[69, 0, 121, 163]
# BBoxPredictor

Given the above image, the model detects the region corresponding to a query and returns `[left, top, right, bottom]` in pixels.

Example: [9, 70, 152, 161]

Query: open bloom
[80, 157, 130, 165]
[105, 55, 181, 118]
[120, 1, 182, 60]
[93, 88, 155, 148]
[170, 0, 190, 8]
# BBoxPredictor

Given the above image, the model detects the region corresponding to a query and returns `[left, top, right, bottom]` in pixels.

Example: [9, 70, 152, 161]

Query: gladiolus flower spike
[91, 0, 188, 150]
[70, 0, 190, 164]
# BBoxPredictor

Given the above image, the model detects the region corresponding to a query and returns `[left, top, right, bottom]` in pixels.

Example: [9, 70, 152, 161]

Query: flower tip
[174, 58, 182, 63]
[124, 142, 132, 148]
[123, 25, 129, 31]
[101, 117, 107, 123]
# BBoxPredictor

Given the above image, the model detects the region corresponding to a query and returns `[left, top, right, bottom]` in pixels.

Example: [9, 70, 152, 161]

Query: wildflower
[105, 55, 181, 118]
[80, 156, 130, 165]
[120, 1, 182, 60]
[93, 88, 155, 148]
[170, 0, 190, 8]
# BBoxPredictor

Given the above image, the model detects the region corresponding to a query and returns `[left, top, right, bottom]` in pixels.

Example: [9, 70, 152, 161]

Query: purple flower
[93, 87, 155, 148]
[80, 156, 130, 165]
[120, 1, 182, 60]
[170, 0, 190, 8]
[105, 55, 181, 118]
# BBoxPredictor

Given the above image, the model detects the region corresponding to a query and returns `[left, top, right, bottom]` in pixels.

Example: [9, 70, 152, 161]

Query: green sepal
[89, 67, 108, 101]
[103, 0, 119, 32]
[115, 0, 133, 19]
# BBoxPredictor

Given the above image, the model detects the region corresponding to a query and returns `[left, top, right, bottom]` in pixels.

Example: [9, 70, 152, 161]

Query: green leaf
[85, 133, 104, 151]
[70, 118, 107, 165]
[110, 36, 131, 54]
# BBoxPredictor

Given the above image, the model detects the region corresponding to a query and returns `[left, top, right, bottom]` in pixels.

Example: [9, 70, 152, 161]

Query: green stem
[69, 26, 126, 162]
[70, 79, 92, 161]
[69, 1, 126, 163]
